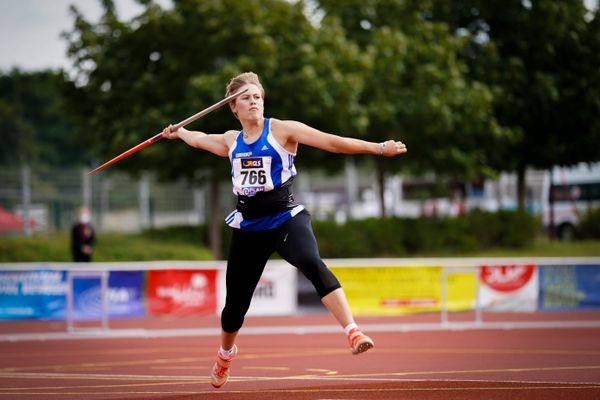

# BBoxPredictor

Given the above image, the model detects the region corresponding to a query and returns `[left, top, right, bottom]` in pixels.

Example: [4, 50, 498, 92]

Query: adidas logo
[261, 145, 269, 151]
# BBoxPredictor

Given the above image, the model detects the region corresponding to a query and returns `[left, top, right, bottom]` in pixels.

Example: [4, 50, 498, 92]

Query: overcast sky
[0, 0, 598, 73]
[0, 0, 169, 72]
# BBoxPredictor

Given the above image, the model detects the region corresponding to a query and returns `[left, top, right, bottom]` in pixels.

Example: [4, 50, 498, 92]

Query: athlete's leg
[276, 211, 373, 354]
[276, 211, 351, 327]
[221, 227, 275, 336]
[211, 228, 276, 388]
[220, 329, 238, 352]
[320, 287, 355, 328]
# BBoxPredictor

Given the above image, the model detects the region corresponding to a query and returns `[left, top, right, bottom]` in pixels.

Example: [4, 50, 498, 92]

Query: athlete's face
[231, 84, 264, 120]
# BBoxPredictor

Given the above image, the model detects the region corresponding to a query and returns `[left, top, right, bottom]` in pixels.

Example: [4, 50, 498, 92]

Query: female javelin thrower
[162, 72, 407, 388]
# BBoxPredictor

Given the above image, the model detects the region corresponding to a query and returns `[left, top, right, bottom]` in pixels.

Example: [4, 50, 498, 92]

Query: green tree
[0, 69, 83, 166]
[0, 97, 34, 165]
[316, 0, 509, 215]
[63, 0, 365, 256]
[432, 0, 600, 209]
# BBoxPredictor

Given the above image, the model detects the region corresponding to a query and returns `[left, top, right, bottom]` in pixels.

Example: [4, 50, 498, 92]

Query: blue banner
[0, 270, 67, 319]
[71, 271, 144, 320]
[0, 270, 145, 320]
[539, 265, 600, 310]
[107, 271, 145, 318]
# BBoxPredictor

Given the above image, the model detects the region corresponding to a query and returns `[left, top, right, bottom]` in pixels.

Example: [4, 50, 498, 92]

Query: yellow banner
[331, 266, 476, 315]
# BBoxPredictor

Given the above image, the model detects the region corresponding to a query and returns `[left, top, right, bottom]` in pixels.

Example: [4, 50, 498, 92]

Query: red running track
[1, 312, 600, 400]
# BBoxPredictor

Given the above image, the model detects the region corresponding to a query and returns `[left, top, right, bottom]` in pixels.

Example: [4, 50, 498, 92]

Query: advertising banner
[147, 270, 217, 316]
[217, 262, 297, 316]
[539, 264, 600, 310]
[331, 266, 476, 315]
[70, 271, 144, 320]
[478, 264, 538, 311]
[0, 270, 67, 319]
[0, 270, 145, 320]
[107, 271, 145, 318]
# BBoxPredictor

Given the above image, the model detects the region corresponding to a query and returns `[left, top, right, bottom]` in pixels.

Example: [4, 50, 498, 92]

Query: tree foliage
[6, 0, 599, 221]
[431, 0, 600, 207]
[316, 0, 510, 181]
[315, 0, 510, 214]
[63, 0, 365, 179]
[0, 69, 82, 166]
[62, 0, 367, 255]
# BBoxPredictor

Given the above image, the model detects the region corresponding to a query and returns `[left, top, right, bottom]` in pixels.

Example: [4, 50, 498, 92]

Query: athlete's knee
[221, 305, 245, 333]
[299, 259, 341, 298]
[295, 255, 323, 274]
[317, 278, 341, 298]
[221, 293, 252, 333]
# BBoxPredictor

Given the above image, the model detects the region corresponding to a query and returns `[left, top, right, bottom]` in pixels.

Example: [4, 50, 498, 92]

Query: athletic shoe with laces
[348, 328, 374, 355]
[210, 345, 238, 388]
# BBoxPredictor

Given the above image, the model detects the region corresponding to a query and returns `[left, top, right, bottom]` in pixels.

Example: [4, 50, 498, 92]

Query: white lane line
[2, 320, 600, 342]
[0, 371, 598, 386]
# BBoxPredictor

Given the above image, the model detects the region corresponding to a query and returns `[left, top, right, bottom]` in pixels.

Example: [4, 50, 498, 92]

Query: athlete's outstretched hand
[381, 140, 407, 157]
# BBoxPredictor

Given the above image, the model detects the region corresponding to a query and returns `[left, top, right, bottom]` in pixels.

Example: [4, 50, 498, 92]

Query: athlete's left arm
[275, 119, 407, 157]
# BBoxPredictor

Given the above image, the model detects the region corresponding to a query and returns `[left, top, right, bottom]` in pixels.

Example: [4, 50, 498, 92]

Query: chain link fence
[5, 162, 537, 237]
[1, 163, 394, 235]
[0, 166, 216, 234]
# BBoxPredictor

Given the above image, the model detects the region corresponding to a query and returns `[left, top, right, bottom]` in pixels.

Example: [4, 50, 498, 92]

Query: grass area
[94, 233, 213, 261]
[467, 238, 600, 257]
[1, 231, 599, 263]
[406, 238, 600, 258]
[0, 231, 213, 263]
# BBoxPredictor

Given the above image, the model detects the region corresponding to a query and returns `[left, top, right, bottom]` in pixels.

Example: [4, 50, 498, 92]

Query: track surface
[1, 312, 600, 400]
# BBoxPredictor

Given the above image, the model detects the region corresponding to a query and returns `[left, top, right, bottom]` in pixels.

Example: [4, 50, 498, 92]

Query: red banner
[480, 264, 535, 292]
[147, 270, 217, 316]
[478, 264, 538, 311]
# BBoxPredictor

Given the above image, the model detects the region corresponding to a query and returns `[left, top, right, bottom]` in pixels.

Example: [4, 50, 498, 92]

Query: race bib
[232, 156, 274, 196]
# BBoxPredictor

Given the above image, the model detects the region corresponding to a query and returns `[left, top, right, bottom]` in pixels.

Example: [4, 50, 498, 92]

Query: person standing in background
[71, 207, 96, 262]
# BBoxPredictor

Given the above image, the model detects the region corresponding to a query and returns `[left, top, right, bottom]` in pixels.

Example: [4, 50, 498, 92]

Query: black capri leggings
[221, 210, 341, 333]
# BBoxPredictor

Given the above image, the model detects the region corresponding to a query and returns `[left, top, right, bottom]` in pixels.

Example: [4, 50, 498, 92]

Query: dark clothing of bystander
[71, 222, 95, 262]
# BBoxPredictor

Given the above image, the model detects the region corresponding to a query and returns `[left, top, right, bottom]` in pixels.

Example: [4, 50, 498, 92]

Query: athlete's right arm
[162, 126, 236, 157]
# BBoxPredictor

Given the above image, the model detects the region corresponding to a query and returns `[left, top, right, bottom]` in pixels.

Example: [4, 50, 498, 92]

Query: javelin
[87, 88, 248, 175]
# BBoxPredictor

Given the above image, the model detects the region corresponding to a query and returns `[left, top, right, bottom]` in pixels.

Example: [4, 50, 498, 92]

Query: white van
[541, 162, 600, 240]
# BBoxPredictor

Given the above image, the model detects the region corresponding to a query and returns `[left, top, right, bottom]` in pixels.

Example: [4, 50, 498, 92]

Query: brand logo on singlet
[242, 186, 265, 196]
[242, 158, 263, 169]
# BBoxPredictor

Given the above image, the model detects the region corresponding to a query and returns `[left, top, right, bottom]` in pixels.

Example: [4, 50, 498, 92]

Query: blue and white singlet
[226, 118, 304, 230]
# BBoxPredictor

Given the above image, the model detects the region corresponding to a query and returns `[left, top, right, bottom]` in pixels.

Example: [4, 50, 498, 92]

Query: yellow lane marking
[225, 374, 322, 384]
[0, 380, 203, 391]
[0, 356, 212, 373]
[242, 366, 290, 371]
[3, 345, 599, 359]
[3, 345, 597, 373]
[0, 346, 216, 358]
[306, 368, 338, 375]
[0, 348, 344, 373]
[0, 385, 598, 396]
[0, 374, 197, 382]
[331, 364, 600, 379]
[397, 347, 600, 356]
[2, 363, 599, 381]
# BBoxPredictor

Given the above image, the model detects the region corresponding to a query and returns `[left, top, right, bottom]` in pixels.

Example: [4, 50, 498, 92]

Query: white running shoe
[210, 345, 238, 388]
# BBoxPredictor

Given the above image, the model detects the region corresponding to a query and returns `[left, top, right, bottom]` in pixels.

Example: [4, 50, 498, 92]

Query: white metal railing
[66, 270, 109, 332]
[440, 266, 482, 326]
